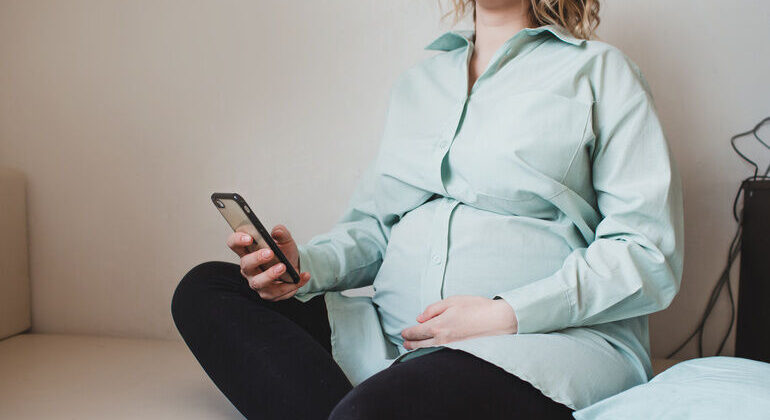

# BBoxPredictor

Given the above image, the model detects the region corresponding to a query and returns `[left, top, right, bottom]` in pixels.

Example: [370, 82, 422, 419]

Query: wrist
[492, 298, 518, 334]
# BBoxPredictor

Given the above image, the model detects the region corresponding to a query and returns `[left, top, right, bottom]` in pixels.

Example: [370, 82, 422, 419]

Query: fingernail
[242, 235, 251, 242]
[261, 249, 272, 258]
[274, 264, 285, 274]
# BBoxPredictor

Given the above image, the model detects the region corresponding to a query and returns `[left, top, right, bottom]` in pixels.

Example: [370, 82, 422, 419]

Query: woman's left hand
[400, 295, 518, 350]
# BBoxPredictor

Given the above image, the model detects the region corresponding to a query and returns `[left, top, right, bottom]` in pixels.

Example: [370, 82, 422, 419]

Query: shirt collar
[424, 24, 585, 51]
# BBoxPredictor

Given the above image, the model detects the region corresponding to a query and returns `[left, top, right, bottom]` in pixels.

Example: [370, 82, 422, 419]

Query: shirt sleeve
[493, 79, 685, 334]
[292, 157, 398, 302]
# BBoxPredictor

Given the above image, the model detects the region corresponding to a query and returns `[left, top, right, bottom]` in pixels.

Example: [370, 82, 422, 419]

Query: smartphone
[211, 192, 301, 284]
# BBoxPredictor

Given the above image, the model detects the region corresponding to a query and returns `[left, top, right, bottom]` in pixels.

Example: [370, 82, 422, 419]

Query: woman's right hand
[226, 224, 311, 301]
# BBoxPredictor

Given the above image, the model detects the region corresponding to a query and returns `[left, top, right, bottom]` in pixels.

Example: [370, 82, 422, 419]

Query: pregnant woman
[172, 0, 683, 419]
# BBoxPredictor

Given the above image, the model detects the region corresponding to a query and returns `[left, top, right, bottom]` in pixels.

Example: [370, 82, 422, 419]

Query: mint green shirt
[294, 24, 684, 410]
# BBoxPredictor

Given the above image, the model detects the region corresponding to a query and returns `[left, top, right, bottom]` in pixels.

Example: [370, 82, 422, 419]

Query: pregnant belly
[372, 198, 576, 344]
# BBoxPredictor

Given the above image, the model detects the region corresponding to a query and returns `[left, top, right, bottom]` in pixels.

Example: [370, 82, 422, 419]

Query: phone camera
[215, 199, 225, 208]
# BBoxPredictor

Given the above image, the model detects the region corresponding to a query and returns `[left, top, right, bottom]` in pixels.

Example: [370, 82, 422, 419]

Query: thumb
[271, 224, 294, 246]
[297, 272, 311, 288]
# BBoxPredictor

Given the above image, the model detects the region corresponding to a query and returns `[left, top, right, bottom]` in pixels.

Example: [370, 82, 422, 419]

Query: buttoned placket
[419, 33, 551, 310]
[418, 48, 474, 310]
[421, 123, 463, 309]
[419, 198, 460, 310]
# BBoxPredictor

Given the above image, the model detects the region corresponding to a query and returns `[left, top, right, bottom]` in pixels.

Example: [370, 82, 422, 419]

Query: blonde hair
[446, 0, 600, 40]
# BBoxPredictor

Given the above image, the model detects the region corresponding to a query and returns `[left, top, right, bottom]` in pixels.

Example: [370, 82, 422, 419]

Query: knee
[171, 261, 235, 322]
[328, 383, 388, 420]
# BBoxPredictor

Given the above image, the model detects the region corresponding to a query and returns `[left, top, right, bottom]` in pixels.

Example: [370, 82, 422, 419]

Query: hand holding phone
[213, 193, 311, 301]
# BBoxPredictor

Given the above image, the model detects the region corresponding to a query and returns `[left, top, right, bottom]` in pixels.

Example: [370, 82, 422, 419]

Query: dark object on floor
[736, 179, 770, 363]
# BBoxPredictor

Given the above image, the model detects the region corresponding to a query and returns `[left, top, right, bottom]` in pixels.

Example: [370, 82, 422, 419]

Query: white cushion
[0, 334, 241, 419]
[0, 167, 30, 340]
[574, 356, 770, 420]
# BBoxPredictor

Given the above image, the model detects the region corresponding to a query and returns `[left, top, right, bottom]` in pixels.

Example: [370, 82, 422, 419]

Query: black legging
[172, 261, 574, 419]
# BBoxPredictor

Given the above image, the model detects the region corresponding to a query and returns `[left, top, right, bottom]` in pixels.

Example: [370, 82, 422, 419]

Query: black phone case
[211, 192, 301, 284]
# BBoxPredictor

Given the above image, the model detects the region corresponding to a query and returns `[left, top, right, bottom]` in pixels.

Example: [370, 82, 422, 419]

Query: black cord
[729, 117, 770, 220]
[667, 118, 770, 359]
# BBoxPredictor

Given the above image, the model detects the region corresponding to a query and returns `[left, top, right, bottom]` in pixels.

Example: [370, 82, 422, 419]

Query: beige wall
[1, 0, 768, 359]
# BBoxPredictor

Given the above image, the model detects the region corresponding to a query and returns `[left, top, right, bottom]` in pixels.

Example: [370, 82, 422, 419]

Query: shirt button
[438, 141, 449, 149]
[431, 254, 442, 265]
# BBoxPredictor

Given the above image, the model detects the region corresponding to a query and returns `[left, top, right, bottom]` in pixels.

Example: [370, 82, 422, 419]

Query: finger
[267, 270, 310, 289]
[259, 273, 310, 300]
[248, 262, 287, 290]
[266, 270, 310, 287]
[240, 248, 275, 276]
[401, 322, 435, 342]
[300, 271, 311, 283]
[278, 271, 310, 286]
[265, 274, 311, 301]
[403, 338, 438, 351]
[417, 299, 451, 323]
[271, 224, 293, 245]
[241, 265, 262, 280]
[227, 232, 254, 257]
[259, 282, 298, 301]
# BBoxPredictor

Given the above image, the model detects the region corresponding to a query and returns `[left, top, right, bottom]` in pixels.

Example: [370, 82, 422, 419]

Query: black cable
[667, 117, 770, 359]
[729, 117, 770, 220]
[666, 204, 743, 359]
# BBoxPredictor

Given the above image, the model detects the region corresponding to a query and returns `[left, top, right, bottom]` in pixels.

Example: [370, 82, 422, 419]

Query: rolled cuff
[293, 243, 339, 302]
[494, 273, 573, 334]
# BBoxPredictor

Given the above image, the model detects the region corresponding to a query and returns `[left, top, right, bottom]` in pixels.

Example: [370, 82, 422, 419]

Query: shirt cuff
[293, 243, 339, 302]
[493, 273, 573, 334]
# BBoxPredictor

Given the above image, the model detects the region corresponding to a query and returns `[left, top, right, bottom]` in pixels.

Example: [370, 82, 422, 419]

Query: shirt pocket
[473, 91, 593, 200]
